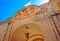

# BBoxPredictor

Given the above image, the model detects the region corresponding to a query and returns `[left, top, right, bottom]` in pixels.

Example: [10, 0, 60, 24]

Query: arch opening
[11, 23, 44, 41]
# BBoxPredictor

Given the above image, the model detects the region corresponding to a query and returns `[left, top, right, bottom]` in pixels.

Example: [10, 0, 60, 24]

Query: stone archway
[11, 23, 44, 41]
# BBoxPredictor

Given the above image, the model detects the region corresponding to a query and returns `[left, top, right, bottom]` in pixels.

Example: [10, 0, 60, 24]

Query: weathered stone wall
[50, 0, 60, 13]
[0, 1, 60, 41]
[0, 12, 59, 41]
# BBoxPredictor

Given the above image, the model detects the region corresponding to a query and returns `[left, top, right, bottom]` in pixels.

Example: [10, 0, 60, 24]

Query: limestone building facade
[0, 0, 60, 41]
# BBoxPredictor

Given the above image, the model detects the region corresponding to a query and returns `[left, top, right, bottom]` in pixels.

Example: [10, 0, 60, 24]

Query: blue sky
[0, 0, 49, 22]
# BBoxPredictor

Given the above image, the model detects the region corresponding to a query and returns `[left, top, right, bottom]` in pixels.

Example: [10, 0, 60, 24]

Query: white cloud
[41, 0, 49, 4]
[24, 1, 32, 7]
[24, 0, 49, 6]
